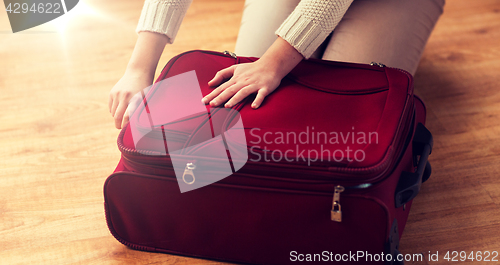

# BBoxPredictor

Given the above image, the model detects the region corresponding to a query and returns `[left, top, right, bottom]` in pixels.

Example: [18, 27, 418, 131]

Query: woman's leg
[234, 0, 300, 58]
[321, 0, 445, 75]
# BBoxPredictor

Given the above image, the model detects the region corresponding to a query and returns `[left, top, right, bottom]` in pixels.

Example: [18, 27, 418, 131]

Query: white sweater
[136, 0, 353, 59]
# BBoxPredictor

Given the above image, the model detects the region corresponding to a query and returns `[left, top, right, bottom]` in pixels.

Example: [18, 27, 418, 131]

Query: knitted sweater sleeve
[276, 0, 354, 59]
[136, 0, 193, 44]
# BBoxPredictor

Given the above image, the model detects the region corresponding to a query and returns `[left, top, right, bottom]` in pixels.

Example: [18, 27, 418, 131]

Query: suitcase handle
[395, 123, 433, 208]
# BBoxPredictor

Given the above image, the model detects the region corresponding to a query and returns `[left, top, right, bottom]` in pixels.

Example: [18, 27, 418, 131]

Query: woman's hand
[109, 70, 152, 129]
[204, 60, 282, 109]
[109, 32, 169, 129]
[203, 37, 304, 109]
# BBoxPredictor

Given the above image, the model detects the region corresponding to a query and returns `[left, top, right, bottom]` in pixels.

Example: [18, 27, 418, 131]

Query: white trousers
[234, 0, 445, 75]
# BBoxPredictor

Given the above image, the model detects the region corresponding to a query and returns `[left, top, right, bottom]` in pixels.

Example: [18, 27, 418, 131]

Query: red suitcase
[104, 50, 433, 264]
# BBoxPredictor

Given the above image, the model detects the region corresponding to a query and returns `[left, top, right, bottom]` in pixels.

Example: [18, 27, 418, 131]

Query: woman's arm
[204, 0, 354, 109]
[109, 32, 169, 129]
[110, 0, 193, 129]
[203, 36, 303, 109]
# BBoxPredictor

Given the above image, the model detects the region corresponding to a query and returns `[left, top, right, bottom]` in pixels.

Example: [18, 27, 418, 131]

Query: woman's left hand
[202, 37, 304, 109]
[203, 60, 282, 109]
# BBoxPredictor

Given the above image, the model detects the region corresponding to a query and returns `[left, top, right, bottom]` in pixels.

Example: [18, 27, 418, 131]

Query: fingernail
[225, 103, 232, 108]
[201, 98, 207, 104]
[210, 100, 217, 106]
[251, 103, 258, 109]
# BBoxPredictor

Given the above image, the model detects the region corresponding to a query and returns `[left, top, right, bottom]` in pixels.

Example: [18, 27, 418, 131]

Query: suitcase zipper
[331, 185, 345, 222]
[118, 156, 380, 224]
[370, 62, 386, 67]
[118, 106, 414, 184]
[119, 100, 414, 181]
[182, 162, 196, 185]
[223, 50, 237, 59]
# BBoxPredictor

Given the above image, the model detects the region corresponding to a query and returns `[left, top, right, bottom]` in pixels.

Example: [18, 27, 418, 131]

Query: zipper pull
[223, 50, 237, 59]
[182, 162, 196, 185]
[370, 62, 386, 67]
[331, 185, 345, 222]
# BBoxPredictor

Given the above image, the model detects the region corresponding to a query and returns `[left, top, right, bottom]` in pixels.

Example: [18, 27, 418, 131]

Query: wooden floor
[1, 0, 499, 264]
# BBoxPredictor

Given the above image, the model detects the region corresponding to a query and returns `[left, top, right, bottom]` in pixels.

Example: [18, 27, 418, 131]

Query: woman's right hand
[109, 32, 170, 129]
[109, 70, 152, 129]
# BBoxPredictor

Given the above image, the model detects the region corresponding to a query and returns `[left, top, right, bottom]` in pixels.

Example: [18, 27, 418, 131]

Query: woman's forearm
[125, 31, 170, 79]
[257, 36, 304, 80]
